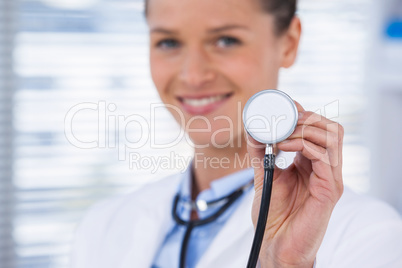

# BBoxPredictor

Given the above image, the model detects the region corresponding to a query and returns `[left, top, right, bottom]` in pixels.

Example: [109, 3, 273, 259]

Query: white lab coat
[70, 173, 402, 268]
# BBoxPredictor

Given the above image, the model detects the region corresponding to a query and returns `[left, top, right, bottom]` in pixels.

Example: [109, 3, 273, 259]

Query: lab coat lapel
[119, 175, 181, 268]
[197, 190, 256, 268]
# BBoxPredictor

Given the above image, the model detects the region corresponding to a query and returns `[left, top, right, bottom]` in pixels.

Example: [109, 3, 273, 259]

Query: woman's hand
[247, 101, 344, 268]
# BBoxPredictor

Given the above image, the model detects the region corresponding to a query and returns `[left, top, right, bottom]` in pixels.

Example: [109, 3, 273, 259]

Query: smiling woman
[70, 0, 402, 267]
[147, 0, 300, 175]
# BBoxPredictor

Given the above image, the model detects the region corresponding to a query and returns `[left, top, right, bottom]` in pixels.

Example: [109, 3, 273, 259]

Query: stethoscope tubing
[246, 153, 275, 268]
[172, 152, 275, 268]
[172, 181, 252, 268]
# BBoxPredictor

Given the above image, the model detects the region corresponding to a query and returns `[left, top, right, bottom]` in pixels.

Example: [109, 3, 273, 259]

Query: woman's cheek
[151, 59, 171, 95]
[221, 57, 259, 87]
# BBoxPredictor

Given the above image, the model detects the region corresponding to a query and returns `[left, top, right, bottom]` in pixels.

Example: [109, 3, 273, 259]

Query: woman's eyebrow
[150, 27, 177, 34]
[207, 24, 249, 33]
[150, 24, 249, 34]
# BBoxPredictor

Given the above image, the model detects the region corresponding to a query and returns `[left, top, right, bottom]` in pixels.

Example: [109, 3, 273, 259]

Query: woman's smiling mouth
[177, 92, 233, 115]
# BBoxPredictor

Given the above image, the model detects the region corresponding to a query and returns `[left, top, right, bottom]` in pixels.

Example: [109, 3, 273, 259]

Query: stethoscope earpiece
[243, 89, 298, 145]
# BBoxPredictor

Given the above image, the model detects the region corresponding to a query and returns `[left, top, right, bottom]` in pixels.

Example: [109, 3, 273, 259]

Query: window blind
[1, 0, 17, 266]
[1, 0, 373, 267]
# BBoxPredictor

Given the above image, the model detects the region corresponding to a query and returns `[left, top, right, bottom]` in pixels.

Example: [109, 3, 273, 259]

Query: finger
[293, 100, 306, 113]
[309, 172, 342, 205]
[287, 125, 333, 149]
[298, 111, 342, 135]
[279, 129, 343, 193]
[293, 152, 313, 178]
[245, 133, 267, 174]
[245, 132, 266, 156]
[278, 138, 342, 193]
[295, 113, 344, 172]
[277, 138, 333, 177]
[286, 125, 343, 176]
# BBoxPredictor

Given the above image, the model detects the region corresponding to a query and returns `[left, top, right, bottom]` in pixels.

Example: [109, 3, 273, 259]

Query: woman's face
[147, 0, 299, 148]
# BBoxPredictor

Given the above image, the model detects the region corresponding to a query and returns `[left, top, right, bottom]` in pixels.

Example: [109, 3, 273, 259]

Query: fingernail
[298, 112, 304, 119]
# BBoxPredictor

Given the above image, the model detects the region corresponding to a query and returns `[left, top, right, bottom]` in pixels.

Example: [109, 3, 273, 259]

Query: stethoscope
[172, 89, 299, 268]
[172, 180, 254, 268]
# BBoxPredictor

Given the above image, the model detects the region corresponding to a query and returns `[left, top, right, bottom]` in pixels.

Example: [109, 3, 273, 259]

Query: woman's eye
[156, 39, 180, 50]
[216, 36, 240, 48]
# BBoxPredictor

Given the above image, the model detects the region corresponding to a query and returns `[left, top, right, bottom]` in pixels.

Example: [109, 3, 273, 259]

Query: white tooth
[183, 94, 227, 107]
[200, 98, 209, 106]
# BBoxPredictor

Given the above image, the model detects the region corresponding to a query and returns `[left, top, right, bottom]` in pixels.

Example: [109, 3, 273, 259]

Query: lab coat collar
[119, 170, 256, 268]
[119, 174, 182, 268]
[197, 189, 255, 267]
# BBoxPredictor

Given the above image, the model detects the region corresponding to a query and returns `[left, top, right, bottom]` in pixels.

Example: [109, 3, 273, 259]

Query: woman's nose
[178, 48, 215, 89]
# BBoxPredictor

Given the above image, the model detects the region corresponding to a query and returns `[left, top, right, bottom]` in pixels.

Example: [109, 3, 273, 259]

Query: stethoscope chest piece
[243, 89, 298, 144]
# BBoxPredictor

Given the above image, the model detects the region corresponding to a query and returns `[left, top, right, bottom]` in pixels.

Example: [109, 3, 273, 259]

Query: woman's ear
[280, 16, 302, 68]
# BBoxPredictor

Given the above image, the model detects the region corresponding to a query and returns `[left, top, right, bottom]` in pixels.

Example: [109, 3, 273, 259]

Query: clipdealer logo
[64, 101, 246, 161]
[127, 152, 291, 174]
[64, 99, 341, 169]
[64, 101, 188, 160]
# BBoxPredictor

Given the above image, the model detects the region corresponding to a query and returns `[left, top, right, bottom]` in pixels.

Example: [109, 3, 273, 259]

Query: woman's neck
[191, 145, 251, 199]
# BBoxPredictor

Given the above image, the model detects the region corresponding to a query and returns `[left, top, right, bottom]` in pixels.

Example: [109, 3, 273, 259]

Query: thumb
[245, 133, 283, 189]
[245, 133, 265, 165]
[246, 134, 273, 189]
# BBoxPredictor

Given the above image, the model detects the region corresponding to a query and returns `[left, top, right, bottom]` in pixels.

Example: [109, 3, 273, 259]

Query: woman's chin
[188, 134, 236, 151]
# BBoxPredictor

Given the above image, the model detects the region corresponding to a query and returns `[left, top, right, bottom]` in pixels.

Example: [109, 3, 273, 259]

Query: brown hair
[260, 0, 297, 35]
[144, 0, 297, 36]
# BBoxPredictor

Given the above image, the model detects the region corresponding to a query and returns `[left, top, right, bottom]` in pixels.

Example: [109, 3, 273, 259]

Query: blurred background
[0, 0, 401, 267]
